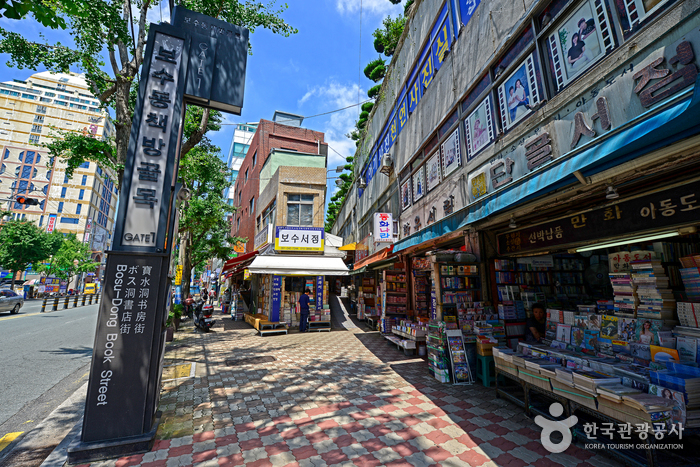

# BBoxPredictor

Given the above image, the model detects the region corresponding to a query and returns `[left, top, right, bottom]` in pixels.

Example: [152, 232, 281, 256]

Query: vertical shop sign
[270, 275, 282, 322]
[316, 276, 324, 311]
[430, 288, 437, 320]
[374, 213, 393, 242]
[46, 214, 57, 233]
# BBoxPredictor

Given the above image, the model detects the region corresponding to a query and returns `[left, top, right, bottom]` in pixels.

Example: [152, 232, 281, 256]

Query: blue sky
[0, 0, 405, 199]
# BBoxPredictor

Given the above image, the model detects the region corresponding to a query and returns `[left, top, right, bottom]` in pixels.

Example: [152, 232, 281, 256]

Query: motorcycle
[193, 299, 215, 332]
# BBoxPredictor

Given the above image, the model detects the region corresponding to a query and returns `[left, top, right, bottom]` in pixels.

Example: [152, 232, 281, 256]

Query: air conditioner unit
[380, 152, 393, 176]
[358, 179, 367, 189]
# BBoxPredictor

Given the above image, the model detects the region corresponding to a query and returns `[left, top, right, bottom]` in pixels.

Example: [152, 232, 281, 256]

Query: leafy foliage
[367, 84, 381, 99]
[0, 220, 63, 287]
[404, 0, 414, 16]
[35, 233, 99, 282]
[361, 102, 374, 113]
[372, 15, 405, 57]
[363, 57, 386, 81]
[43, 129, 121, 182]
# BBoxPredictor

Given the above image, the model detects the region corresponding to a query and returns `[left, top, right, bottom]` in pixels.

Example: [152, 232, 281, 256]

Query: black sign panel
[172, 7, 248, 114]
[82, 253, 164, 442]
[498, 180, 700, 254]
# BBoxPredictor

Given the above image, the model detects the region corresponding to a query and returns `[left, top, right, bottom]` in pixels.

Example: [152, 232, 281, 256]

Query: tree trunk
[113, 76, 134, 186]
[10, 270, 15, 291]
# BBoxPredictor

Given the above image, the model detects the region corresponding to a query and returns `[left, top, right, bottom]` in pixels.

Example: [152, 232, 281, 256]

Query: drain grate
[225, 355, 277, 366]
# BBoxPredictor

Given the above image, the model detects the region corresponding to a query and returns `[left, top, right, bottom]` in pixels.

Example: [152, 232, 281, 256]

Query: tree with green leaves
[0, 220, 63, 289]
[0, 0, 297, 182]
[176, 138, 239, 294]
[373, 15, 406, 57]
[35, 233, 99, 286]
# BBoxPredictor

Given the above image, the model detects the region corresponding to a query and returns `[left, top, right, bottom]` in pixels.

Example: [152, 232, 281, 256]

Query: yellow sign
[174, 265, 183, 286]
[243, 269, 251, 280]
[233, 241, 245, 254]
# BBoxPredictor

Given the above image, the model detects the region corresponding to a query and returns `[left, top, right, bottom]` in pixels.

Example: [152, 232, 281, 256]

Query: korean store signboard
[373, 213, 393, 243]
[274, 226, 325, 252]
[497, 180, 700, 255]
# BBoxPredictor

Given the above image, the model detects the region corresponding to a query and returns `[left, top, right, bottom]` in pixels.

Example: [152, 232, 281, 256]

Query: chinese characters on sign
[373, 213, 393, 243]
[497, 180, 700, 254]
[274, 226, 325, 252]
[270, 275, 282, 322]
[122, 33, 184, 248]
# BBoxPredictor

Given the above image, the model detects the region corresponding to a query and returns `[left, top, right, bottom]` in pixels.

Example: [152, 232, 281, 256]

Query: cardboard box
[477, 341, 497, 356]
[550, 379, 598, 410]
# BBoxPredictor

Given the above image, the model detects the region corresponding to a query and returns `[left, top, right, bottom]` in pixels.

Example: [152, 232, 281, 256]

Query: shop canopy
[247, 255, 350, 276]
[221, 250, 259, 274]
[393, 85, 700, 254]
[351, 246, 395, 270]
[338, 242, 358, 251]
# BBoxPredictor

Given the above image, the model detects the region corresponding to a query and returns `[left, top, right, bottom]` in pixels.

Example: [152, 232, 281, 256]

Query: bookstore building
[350, 6, 700, 464]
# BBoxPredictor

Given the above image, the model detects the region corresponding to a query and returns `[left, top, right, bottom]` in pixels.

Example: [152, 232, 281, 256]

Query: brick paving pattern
[75, 304, 621, 467]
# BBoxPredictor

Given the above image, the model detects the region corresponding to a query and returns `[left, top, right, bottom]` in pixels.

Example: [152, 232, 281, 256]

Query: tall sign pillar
[67, 8, 248, 463]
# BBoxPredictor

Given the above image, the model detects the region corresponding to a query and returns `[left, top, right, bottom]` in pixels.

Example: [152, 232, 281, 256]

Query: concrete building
[255, 148, 327, 241]
[0, 71, 118, 255]
[224, 122, 257, 207]
[230, 116, 326, 250]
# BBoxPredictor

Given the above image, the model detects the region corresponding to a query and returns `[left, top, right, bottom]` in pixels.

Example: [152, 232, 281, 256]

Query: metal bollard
[89, 294, 93, 305]
[73, 295, 79, 307]
[41, 298, 47, 313]
[64, 296, 70, 309]
[52, 297, 59, 311]
[82, 294, 87, 306]
[95, 293, 99, 304]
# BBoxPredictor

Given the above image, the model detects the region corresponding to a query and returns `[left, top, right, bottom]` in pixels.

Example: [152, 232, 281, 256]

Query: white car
[0, 289, 23, 314]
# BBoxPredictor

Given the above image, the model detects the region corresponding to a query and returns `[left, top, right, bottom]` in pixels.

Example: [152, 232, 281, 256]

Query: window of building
[63, 173, 69, 183]
[40, 200, 45, 210]
[61, 187, 67, 198]
[3, 149, 8, 159]
[31, 124, 42, 133]
[252, 150, 257, 167]
[76, 204, 82, 214]
[42, 185, 48, 195]
[262, 200, 276, 229]
[244, 168, 248, 184]
[236, 217, 240, 231]
[0, 163, 4, 175]
[80, 161, 89, 168]
[256, 216, 261, 231]
[39, 215, 43, 226]
[238, 191, 242, 204]
[58, 201, 64, 213]
[79, 189, 84, 200]
[34, 115, 44, 123]
[249, 197, 255, 215]
[36, 105, 47, 114]
[287, 194, 314, 226]
[40, 97, 52, 103]
[60, 217, 79, 224]
[29, 134, 40, 145]
[81, 175, 87, 185]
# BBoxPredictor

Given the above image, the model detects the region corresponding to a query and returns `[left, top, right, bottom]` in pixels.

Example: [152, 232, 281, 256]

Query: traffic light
[16, 195, 39, 205]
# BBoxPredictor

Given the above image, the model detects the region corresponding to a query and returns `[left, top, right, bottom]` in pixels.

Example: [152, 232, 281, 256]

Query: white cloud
[146, 0, 170, 24]
[336, 0, 404, 16]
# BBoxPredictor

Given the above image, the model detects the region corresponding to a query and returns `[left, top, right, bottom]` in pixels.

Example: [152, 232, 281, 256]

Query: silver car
[0, 289, 23, 314]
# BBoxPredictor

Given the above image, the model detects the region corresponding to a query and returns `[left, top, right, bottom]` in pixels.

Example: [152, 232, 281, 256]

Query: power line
[219, 99, 372, 127]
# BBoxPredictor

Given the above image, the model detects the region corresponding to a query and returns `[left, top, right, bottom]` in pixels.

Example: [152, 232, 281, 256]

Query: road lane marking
[0, 312, 42, 321]
[0, 432, 23, 453]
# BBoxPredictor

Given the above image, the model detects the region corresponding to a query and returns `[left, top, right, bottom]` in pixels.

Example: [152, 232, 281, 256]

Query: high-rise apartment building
[0, 71, 118, 256]
[225, 122, 257, 206]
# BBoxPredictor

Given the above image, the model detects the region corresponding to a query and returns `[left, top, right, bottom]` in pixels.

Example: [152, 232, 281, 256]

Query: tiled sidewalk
[77, 313, 620, 467]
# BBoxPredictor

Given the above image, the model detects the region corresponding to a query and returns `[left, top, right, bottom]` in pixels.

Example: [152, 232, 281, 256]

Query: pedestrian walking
[299, 288, 310, 332]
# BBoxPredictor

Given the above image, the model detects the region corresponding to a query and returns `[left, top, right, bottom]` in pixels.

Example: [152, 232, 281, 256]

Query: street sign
[46, 214, 57, 233]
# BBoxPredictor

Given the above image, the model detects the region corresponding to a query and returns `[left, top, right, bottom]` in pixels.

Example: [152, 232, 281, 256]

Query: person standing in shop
[525, 303, 547, 343]
[299, 288, 311, 332]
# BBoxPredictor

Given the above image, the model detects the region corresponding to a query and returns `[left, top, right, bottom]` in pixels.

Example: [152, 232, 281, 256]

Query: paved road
[0, 300, 98, 460]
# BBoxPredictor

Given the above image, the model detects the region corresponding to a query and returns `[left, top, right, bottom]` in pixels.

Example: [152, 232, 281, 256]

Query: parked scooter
[193, 299, 215, 332]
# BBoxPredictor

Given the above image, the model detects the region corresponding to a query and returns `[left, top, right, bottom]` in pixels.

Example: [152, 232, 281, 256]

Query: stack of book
[679, 259, 700, 301]
[609, 272, 638, 316]
[631, 260, 676, 319]
[596, 383, 642, 402]
[572, 368, 621, 394]
[677, 302, 700, 328]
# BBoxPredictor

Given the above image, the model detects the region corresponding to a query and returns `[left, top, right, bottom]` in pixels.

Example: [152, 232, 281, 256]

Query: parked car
[0, 289, 24, 314]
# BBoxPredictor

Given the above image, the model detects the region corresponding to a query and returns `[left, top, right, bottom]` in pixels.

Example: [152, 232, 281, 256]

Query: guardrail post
[82, 294, 87, 306]
[52, 297, 59, 311]
[73, 295, 79, 307]
[63, 296, 70, 309]
[95, 293, 100, 304]
[41, 298, 47, 313]
[89, 294, 93, 305]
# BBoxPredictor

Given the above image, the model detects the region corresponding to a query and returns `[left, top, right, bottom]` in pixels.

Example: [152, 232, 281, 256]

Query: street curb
[15, 382, 86, 467]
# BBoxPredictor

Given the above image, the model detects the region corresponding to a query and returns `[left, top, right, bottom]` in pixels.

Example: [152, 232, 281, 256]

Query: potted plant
[172, 304, 184, 331]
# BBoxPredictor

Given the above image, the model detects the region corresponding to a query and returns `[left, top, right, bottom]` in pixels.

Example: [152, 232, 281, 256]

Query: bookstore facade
[336, 0, 700, 462]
